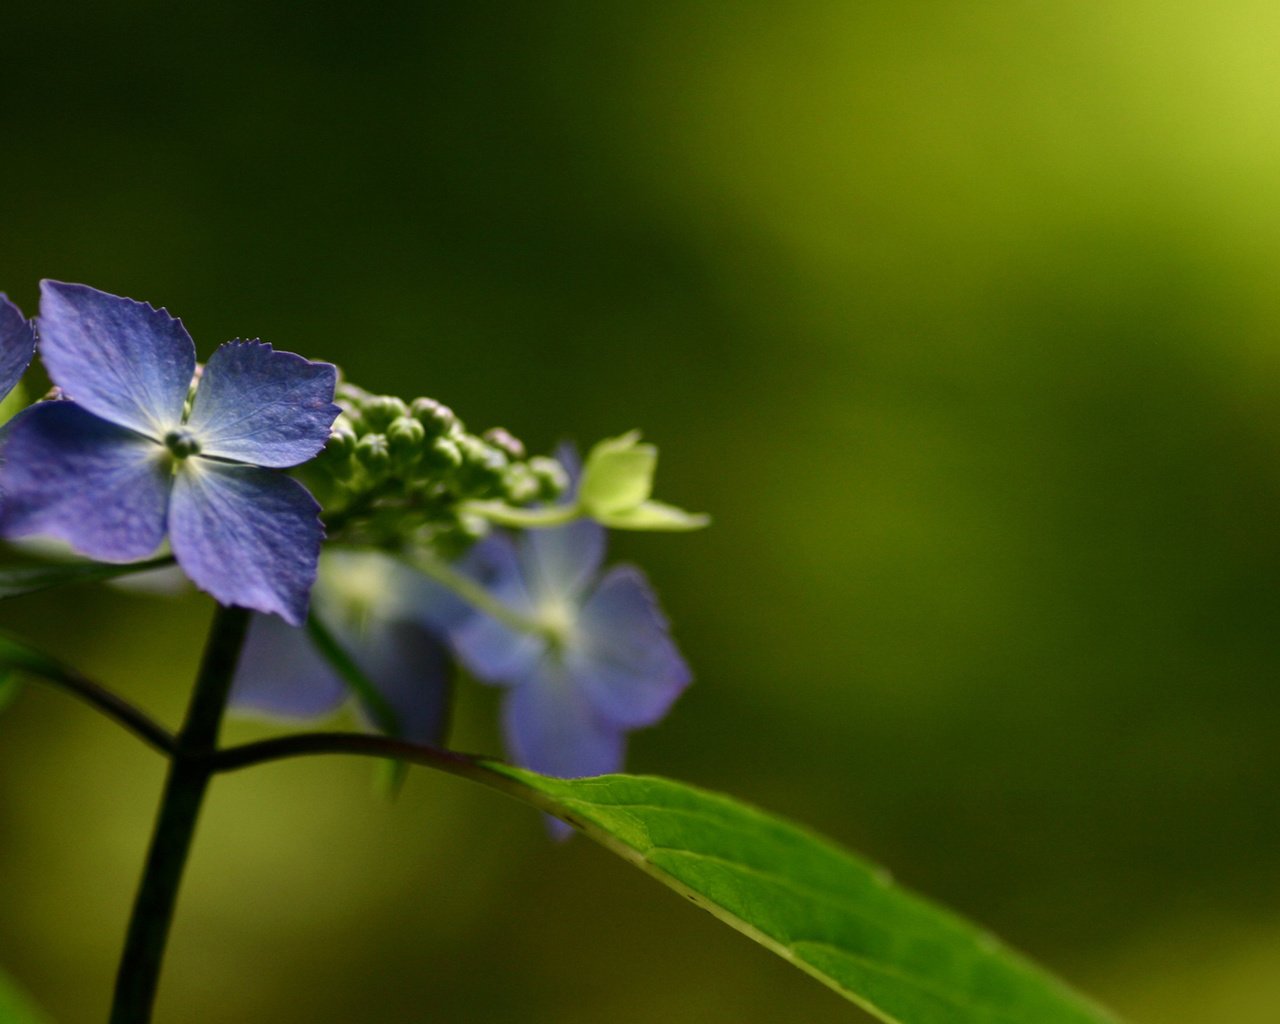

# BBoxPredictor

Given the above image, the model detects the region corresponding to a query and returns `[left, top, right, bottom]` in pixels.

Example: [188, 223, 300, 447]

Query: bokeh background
[3, 3, 1280, 1021]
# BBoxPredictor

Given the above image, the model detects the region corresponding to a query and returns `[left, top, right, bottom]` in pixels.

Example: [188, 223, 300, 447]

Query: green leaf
[481, 767, 1121, 1024]
[0, 555, 174, 600]
[0, 966, 50, 1023]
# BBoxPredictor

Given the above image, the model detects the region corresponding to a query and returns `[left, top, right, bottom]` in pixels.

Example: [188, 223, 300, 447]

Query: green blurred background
[3, 3, 1280, 1021]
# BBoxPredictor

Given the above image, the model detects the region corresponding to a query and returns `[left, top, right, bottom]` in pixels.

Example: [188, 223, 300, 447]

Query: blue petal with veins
[37, 281, 195, 438]
[0, 402, 169, 561]
[185, 340, 338, 468]
[168, 459, 323, 626]
[0, 296, 35, 401]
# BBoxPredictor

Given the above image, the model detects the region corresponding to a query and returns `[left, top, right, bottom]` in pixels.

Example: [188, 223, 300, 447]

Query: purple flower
[0, 296, 36, 406]
[452, 516, 691, 784]
[231, 549, 466, 743]
[0, 282, 338, 624]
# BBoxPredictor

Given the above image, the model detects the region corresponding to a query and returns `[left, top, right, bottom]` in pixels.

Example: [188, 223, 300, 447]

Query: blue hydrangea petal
[520, 517, 605, 603]
[397, 570, 474, 634]
[346, 619, 452, 745]
[231, 549, 456, 739]
[37, 281, 195, 438]
[185, 341, 339, 468]
[570, 565, 692, 729]
[450, 535, 546, 683]
[0, 296, 35, 401]
[452, 607, 545, 684]
[230, 612, 347, 720]
[0, 402, 169, 561]
[168, 460, 322, 625]
[502, 664, 625, 778]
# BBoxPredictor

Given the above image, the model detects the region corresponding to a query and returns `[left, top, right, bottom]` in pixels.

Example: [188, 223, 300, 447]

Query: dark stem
[109, 605, 251, 1024]
[13, 653, 175, 755]
[207, 734, 559, 831]
[208, 730, 487, 779]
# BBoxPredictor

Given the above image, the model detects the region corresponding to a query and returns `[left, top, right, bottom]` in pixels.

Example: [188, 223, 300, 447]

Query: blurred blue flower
[0, 295, 36, 405]
[231, 548, 466, 744]
[453, 515, 692, 784]
[0, 281, 338, 624]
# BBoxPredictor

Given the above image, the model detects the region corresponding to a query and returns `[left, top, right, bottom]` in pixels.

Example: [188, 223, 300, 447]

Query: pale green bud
[578, 431, 656, 517]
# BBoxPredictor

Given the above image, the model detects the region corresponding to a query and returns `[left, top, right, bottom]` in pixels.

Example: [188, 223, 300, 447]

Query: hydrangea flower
[0, 282, 338, 624]
[0, 295, 36, 410]
[452, 514, 692, 784]
[230, 548, 465, 744]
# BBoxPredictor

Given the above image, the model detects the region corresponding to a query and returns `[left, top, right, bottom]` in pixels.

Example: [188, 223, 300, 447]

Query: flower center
[537, 598, 577, 652]
[163, 428, 202, 459]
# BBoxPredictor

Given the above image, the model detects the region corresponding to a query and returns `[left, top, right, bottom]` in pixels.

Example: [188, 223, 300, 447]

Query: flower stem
[208, 730, 488, 778]
[405, 550, 549, 637]
[0, 631, 175, 755]
[109, 604, 251, 1024]
[459, 499, 582, 529]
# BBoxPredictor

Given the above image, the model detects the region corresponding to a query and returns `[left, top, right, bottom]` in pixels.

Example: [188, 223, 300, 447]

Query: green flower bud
[454, 434, 508, 497]
[326, 422, 358, 458]
[318, 423, 359, 480]
[355, 433, 391, 478]
[336, 381, 372, 408]
[500, 462, 541, 505]
[528, 455, 569, 502]
[340, 411, 370, 437]
[483, 427, 526, 461]
[361, 395, 410, 431]
[410, 397, 459, 438]
[385, 415, 427, 471]
[457, 512, 490, 542]
[421, 435, 464, 473]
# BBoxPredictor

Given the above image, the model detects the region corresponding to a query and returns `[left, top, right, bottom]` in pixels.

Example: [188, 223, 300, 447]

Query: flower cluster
[226, 502, 690, 794]
[305, 382, 569, 555]
[0, 280, 700, 793]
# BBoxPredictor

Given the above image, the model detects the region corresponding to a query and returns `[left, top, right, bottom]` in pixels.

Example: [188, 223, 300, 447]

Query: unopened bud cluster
[306, 381, 567, 551]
